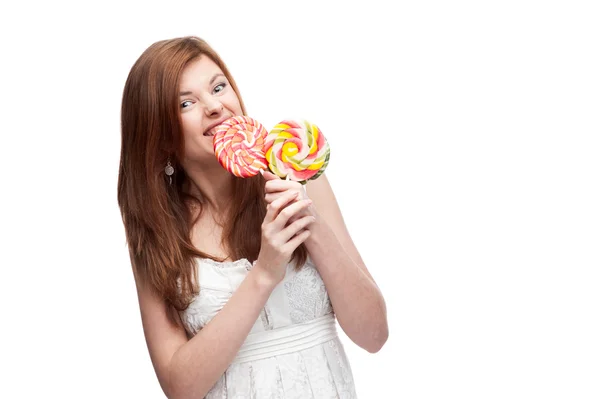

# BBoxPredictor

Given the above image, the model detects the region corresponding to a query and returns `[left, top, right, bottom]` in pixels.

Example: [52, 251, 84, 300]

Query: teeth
[204, 120, 227, 136]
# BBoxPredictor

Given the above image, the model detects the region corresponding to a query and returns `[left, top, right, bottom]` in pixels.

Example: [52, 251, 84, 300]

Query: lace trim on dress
[199, 257, 252, 269]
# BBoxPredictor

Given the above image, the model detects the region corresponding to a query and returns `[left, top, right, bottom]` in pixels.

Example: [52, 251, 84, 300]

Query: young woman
[118, 36, 388, 398]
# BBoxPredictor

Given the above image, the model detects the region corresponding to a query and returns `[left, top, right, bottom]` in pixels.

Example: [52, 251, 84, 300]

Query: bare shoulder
[132, 269, 189, 396]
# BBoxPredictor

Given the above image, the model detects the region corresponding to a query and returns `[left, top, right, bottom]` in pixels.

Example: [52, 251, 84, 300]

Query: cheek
[181, 116, 206, 155]
[181, 112, 203, 136]
[224, 93, 243, 113]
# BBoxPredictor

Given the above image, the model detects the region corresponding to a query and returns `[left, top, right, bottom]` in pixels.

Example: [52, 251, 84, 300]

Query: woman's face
[178, 55, 243, 167]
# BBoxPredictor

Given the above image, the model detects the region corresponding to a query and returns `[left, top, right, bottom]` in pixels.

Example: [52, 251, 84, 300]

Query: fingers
[272, 198, 313, 230]
[266, 189, 307, 204]
[265, 178, 303, 194]
[258, 186, 314, 281]
[260, 169, 281, 181]
[265, 182, 307, 203]
[265, 192, 289, 204]
[265, 193, 276, 203]
[283, 229, 312, 252]
[281, 214, 315, 242]
[264, 190, 301, 223]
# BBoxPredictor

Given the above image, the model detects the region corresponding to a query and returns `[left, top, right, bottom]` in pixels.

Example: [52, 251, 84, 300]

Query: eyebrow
[210, 73, 225, 85]
[179, 73, 226, 96]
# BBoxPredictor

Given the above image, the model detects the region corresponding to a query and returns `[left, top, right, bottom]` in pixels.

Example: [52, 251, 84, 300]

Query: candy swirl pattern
[265, 119, 330, 183]
[213, 116, 268, 178]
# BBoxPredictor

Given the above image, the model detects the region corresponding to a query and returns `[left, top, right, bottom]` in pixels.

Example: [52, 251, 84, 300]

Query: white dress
[179, 257, 358, 398]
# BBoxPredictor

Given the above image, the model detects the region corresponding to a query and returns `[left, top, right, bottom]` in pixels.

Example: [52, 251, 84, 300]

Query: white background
[1, 0, 599, 398]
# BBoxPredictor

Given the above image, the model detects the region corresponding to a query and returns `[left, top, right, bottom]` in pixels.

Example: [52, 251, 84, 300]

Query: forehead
[180, 55, 224, 88]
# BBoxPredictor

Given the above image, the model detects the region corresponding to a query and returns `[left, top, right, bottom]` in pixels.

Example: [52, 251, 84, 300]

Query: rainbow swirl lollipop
[264, 119, 330, 183]
[213, 116, 268, 178]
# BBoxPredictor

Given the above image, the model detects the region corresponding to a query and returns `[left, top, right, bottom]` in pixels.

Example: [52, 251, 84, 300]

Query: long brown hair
[117, 36, 307, 326]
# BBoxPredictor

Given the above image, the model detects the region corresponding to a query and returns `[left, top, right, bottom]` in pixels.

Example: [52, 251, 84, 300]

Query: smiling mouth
[203, 119, 230, 137]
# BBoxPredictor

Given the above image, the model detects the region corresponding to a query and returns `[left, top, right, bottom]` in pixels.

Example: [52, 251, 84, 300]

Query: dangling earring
[165, 160, 174, 185]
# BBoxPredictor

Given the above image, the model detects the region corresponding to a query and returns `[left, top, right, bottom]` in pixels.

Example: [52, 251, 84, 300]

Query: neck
[183, 163, 235, 213]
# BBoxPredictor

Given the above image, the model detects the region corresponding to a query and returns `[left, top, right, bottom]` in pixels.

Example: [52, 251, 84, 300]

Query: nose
[204, 97, 224, 116]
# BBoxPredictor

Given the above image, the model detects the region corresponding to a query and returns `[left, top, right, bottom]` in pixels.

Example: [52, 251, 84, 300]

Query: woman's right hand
[254, 190, 315, 285]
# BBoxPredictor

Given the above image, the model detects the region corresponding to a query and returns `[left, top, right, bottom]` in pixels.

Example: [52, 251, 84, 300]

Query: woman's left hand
[262, 170, 318, 224]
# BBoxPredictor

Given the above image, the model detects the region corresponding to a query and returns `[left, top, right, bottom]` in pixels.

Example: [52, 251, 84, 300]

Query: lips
[203, 127, 218, 137]
[203, 117, 231, 137]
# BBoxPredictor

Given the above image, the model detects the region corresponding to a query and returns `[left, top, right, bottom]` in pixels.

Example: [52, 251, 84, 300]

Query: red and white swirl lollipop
[213, 116, 268, 178]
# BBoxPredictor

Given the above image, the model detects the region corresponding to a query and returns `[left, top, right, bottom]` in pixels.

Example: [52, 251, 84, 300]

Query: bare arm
[135, 191, 315, 398]
[304, 174, 388, 353]
[263, 172, 388, 353]
[135, 265, 276, 399]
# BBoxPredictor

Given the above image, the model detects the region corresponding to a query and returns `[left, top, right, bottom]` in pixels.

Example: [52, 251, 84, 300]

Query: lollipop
[213, 116, 268, 178]
[264, 119, 330, 183]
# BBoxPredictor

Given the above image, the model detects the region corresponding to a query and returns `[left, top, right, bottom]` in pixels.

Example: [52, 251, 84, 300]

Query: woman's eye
[181, 100, 193, 108]
[213, 83, 227, 94]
